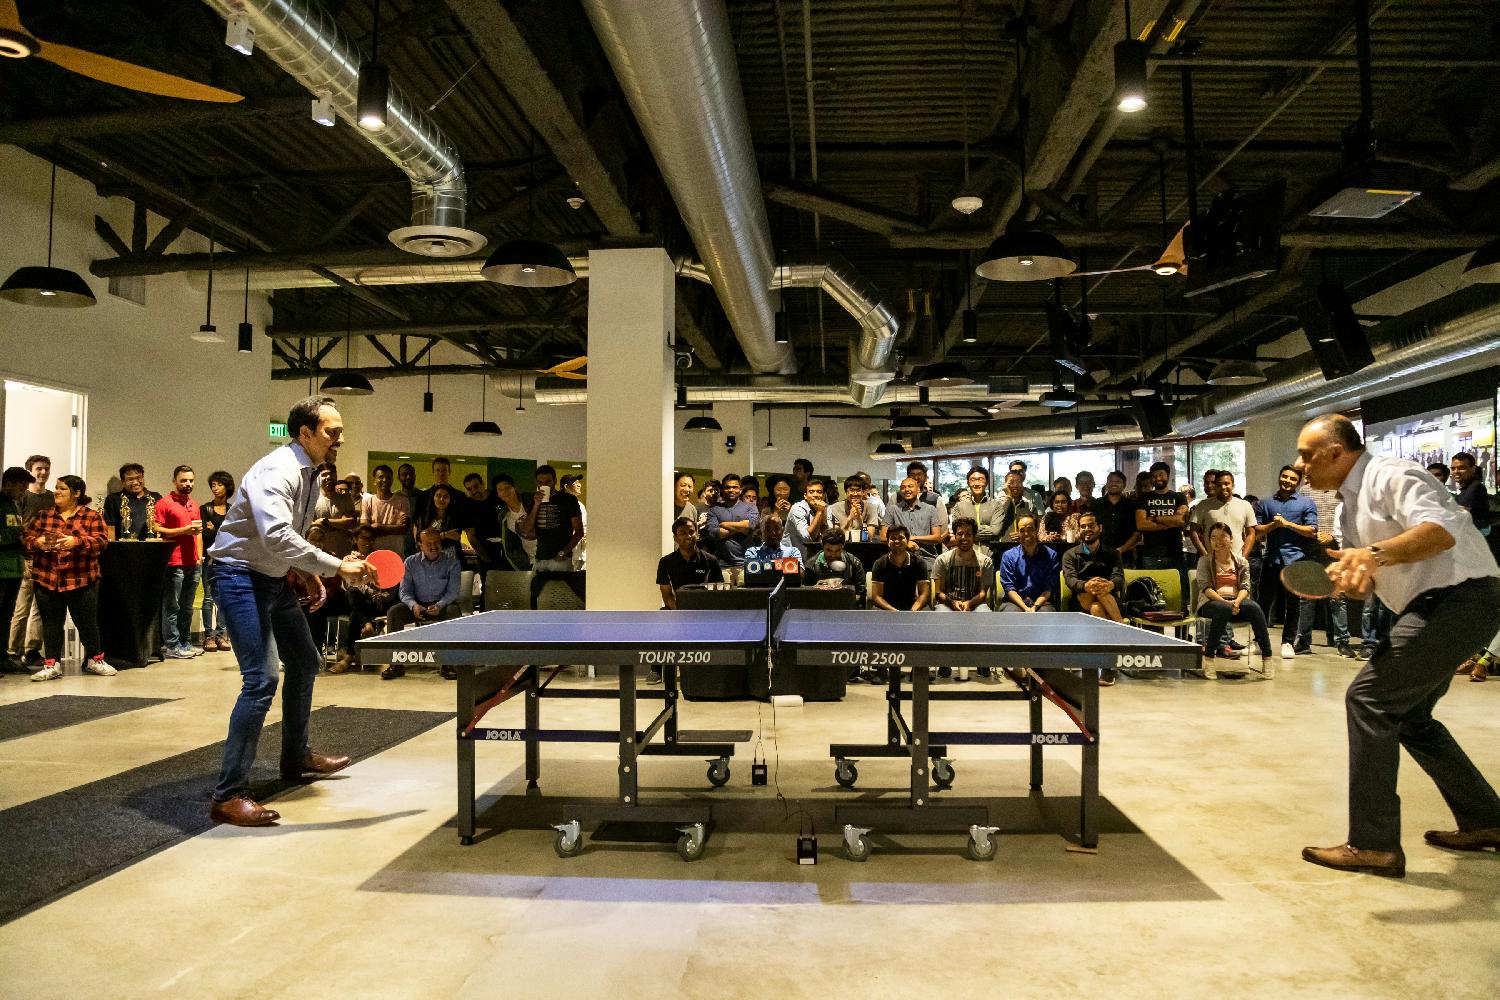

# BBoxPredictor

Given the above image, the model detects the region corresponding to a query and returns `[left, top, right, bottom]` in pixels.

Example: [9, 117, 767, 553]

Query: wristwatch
[1367, 544, 1389, 567]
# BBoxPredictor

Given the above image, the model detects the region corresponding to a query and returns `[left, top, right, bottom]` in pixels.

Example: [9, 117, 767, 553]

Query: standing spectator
[8, 455, 51, 667]
[884, 477, 943, 553]
[1426, 462, 1450, 487]
[199, 470, 234, 652]
[827, 474, 883, 542]
[1253, 465, 1319, 659]
[154, 465, 204, 660]
[562, 474, 588, 571]
[1134, 461, 1189, 570]
[23, 475, 112, 681]
[0, 467, 33, 673]
[870, 524, 930, 612]
[1072, 471, 1098, 514]
[395, 462, 421, 555]
[457, 473, 492, 611]
[381, 529, 462, 680]
[789, 458, 815, 504]
[1298, 481, 1354, 656]
[312, 466, 358, 557]
[673, 473, 697, 527]
[998, 515, 1059, 614]
[102, 463, 160, 541]
[415, 484, 464, 554]
[739, 478, 761, 514]
[1189, 472, 1258, 557]
[854, 471, 886, 521]
[1130, 470, 1153, 499]
[476, 474, 535, 572]
[996, 469, 1037, 542]
[786, 478, 828, 559]
[1449, 452, 1490, 536]
[905, 461, 950, 535]
[705, 472, 759, 580]
[1195, 522, 1274, 672]
[1038, 490, 1081, 544]
[949, 467, 1008, 549]
[414, 456, 457, 527]
[1091, 471, 1142, 561]
[696, 480, 721, 560]
[523, 465, 585, 573]
[768, 476, 794, 521]
[359, 465, 410, 553]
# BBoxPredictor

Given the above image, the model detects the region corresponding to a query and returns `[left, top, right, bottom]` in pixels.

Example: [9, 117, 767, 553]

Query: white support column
[586, 248, 675, 610]
[711, 401, 755, 480]
[1244, 415, 1306, 495]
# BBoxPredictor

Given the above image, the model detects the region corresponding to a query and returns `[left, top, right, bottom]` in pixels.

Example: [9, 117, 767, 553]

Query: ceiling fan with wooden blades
[536, 356, 587, 381]
[0, 0, 243, 102]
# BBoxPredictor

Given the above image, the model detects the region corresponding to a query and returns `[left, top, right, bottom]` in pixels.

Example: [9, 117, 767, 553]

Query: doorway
[2, 378, 88, 482]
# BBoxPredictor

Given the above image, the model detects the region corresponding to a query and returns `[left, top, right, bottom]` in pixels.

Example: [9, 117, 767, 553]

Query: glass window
[1121, 445, 1189, 494]
[934, 458, 976, 499]
[1050, 447, 1116, 497]
[1191, 439, 1246, 496]
[994, 451, 1049, 492]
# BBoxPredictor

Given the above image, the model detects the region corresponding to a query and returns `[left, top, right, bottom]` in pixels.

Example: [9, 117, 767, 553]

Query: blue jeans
[200, 562, 226, 639]
[211, 566, 321, 802]
[1361, 595, 1392, 648]
[1299, 593, 1350, 647]
[161, 564, 201, 649]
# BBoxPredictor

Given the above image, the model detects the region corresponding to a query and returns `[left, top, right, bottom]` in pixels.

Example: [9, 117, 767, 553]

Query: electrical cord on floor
[764, 698, 814, 835]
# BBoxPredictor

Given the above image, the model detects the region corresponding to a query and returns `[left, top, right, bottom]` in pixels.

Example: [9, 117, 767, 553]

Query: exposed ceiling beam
[90, 240, 599, 278]
[312, 189, 384, 247]
[674, 285, 723, 371]
[891, 227, 1495, 252]
[144, 208, 198, 256]
[306, 265, 410, 322]
[1148, 54, 1500, 70]
[446, 0, 641, 237]
[93, 217, 130, 259]
[0, 97, 305, 145]
[267, 318, 575, 340]
[467, 172, 570, 231]
[270, 364, 544, 381]
[763, 180, 924, 236]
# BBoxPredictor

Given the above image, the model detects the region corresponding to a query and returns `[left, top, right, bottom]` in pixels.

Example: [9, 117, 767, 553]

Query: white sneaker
[31, 661, 62, 681]
[1281, 643, 1297, 659]
[83, 656, 117, 676]
[956, 667, 970, 682]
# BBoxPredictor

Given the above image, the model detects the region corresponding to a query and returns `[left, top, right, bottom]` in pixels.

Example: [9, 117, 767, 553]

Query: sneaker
[1225, 637, 1246, 651]
[1281, 643, 1297, 658]
[1336, 643, 1356, 658]
[1202, 661, 1218, 681]
[1356, 645, 1374, 661]
[1293, 642, 1312, 655]
[1217, 645, 1241, 660]
[647, 668, 663, 685]
[976, 666, 991, 679]
[1099, 669, 1117, 687]
[177, 644, 203, 658]
[30, 660, 62, 681]
[165, 647, 196, 659]
[937, 666, 952, 679]
[83, 655, 117, 676]
[23, 649, 44, 667]
[956, 667, 970, 682]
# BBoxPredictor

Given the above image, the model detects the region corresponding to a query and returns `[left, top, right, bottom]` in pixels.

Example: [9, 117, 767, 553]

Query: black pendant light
[1114, 0, 1148, 113]
[357, 0, 388, 130]
[977, 26, 1077, 283]
[482, 129, 577, 287]
[891, 408, 929, 432]
[802, 405, 811, 443]
[464, 374, 502, 435]
[422, 346, 434, 411]
[320, 293, 374, 395]
[515, 373, 526, 412]
[192, 227, 225, 343]
[960, 249, 978, 343]
[684, 404, 721, 432]
[236, 266, 253, 352]
[761, 406, 777, 452]
[0, 154, 95, 308]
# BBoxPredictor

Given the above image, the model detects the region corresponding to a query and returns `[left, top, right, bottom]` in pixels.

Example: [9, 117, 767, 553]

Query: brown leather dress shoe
[1424, 827, 1500, 851]
[210, 795, 281, 827]
[1301, 842, 1405, 877]
[280, 749, 351, 781]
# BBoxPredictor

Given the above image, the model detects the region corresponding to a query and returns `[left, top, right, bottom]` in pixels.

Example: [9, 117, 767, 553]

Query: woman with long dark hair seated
[22, 475, 111, 681]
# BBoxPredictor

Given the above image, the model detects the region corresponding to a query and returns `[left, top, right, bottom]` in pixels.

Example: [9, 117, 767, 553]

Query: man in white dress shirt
[1294, 414, 1500, 877]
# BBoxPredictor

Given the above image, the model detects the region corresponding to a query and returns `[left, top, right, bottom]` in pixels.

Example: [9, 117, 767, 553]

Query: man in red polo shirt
[155, 465, 204, 659]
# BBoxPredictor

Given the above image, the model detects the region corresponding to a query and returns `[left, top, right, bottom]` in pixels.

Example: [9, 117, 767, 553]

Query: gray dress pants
[1346, 575, 1500, 850]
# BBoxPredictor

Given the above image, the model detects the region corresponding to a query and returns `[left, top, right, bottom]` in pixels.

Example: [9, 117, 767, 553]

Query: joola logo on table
[1115, 654, 1163, 669]
[391, 650, 437, 664]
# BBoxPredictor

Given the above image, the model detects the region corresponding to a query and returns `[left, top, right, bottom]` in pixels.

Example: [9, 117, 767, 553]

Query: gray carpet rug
[0, 695, 173, 743]
[0, 705, 450, 924]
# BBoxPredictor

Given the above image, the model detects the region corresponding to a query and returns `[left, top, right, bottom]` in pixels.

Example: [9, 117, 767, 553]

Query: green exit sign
[269, 421, 289, 440]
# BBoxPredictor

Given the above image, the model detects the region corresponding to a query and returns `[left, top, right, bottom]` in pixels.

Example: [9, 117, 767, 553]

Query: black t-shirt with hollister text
[1139, 490, 1187, 556]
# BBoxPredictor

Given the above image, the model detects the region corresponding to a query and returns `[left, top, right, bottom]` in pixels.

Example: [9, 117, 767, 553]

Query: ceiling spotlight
[311, 94, 336, 127]
[566, 195, 586, 210]
[774, 308, 790, 344]
[950, 192, 984, 215]
[1206, 359, 1267, 386]
[237, 322, 253, 353]
[423, 391, 434, 413]
[1463, 238, 1500, 284]
[1152, 224, 1187, 276]
[357, 62, 388, 130]
[961, 308, 978, 344]
[1114, 39, 1148, 112]
[225, 14, 254, 56]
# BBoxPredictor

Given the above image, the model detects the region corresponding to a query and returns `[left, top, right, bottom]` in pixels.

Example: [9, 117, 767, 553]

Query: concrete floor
[0, 645, 1496, 999]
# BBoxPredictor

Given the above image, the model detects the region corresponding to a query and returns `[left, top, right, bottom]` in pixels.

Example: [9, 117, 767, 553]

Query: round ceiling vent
[388, 225, 487, 257]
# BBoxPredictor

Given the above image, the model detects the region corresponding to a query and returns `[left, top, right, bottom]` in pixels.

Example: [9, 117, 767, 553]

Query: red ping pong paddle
[1280, 559, 1335, 599]
[365, 548, 405, 590]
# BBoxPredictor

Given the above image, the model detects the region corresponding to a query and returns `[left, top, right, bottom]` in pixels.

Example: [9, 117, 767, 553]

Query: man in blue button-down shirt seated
[998, 515, 1059, 613]
[382, 528, 461, 680]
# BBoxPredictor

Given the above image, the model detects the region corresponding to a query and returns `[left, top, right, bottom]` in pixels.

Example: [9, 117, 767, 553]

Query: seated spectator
[802, 528, 866, 601]
[1196, 522, 1273, 676]
[330, 526, 400, 674]
[905, 460, 950, 535]
[933, 517, 993, 614]
[743, 513, 803, 572]
[383, 528, 462, 680]
[828, 474, 883, 542]
[740, 481, 760, 512]
[657, 516, 724, 610]
[298, 525, 350, 666]
[1038, 490, 1081, 544]
[786, 477, 829, 558]
[998, 515, 1058, 613]
[870, 525, 930, 612]
[855, 471, 886, 520]
[1062, 512, 1125, 621]
[23, 475, 112, 680]
[884, 477, 944, 554]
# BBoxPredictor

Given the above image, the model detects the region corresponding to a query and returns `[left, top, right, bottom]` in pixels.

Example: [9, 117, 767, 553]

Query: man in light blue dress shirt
[207, 397, 372, 827]
[1295, 414, 1500, 877]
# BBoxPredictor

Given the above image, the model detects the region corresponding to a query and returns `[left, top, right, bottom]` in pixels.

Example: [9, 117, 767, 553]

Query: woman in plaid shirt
[22, 475, 112, 681]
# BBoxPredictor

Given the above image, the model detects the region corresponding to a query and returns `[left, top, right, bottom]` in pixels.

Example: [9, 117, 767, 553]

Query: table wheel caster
[676, 823, 707, 862]
[552, 819, 583, 858]
[834, 758, 859, 789]
[842, 824, 872, 862]
[966, 825, 999, 862]
[932, 758, 955, 790]
[706, 758, 731, 787]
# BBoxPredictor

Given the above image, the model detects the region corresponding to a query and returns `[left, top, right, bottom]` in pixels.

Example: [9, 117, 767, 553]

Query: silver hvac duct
[202, 0, 484, 257]
[778, 258, 901, 375]
[529, 378, 1015, 406]
[1173, 287, 1500, 437]
[891, 411, 1143, 461]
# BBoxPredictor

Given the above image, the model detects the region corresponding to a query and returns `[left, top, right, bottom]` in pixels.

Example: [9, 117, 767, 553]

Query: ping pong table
[359, 588, 1199, 861]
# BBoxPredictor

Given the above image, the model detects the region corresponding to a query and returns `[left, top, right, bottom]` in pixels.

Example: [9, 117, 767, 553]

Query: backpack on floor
[1123, 577, 1169, 619]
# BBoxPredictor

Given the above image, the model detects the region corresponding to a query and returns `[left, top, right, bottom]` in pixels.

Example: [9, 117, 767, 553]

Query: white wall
[0, 146, 284, 498]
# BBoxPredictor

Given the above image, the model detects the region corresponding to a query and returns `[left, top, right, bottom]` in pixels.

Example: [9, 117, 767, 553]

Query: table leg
[457, 668, 476, 845]
[910, 661, 929, 807]
[1029, 689, 1044, 791]
[525, 667, 540, 789]
[1080, 671, 1100, 849]
[619, 664, 639, 806]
